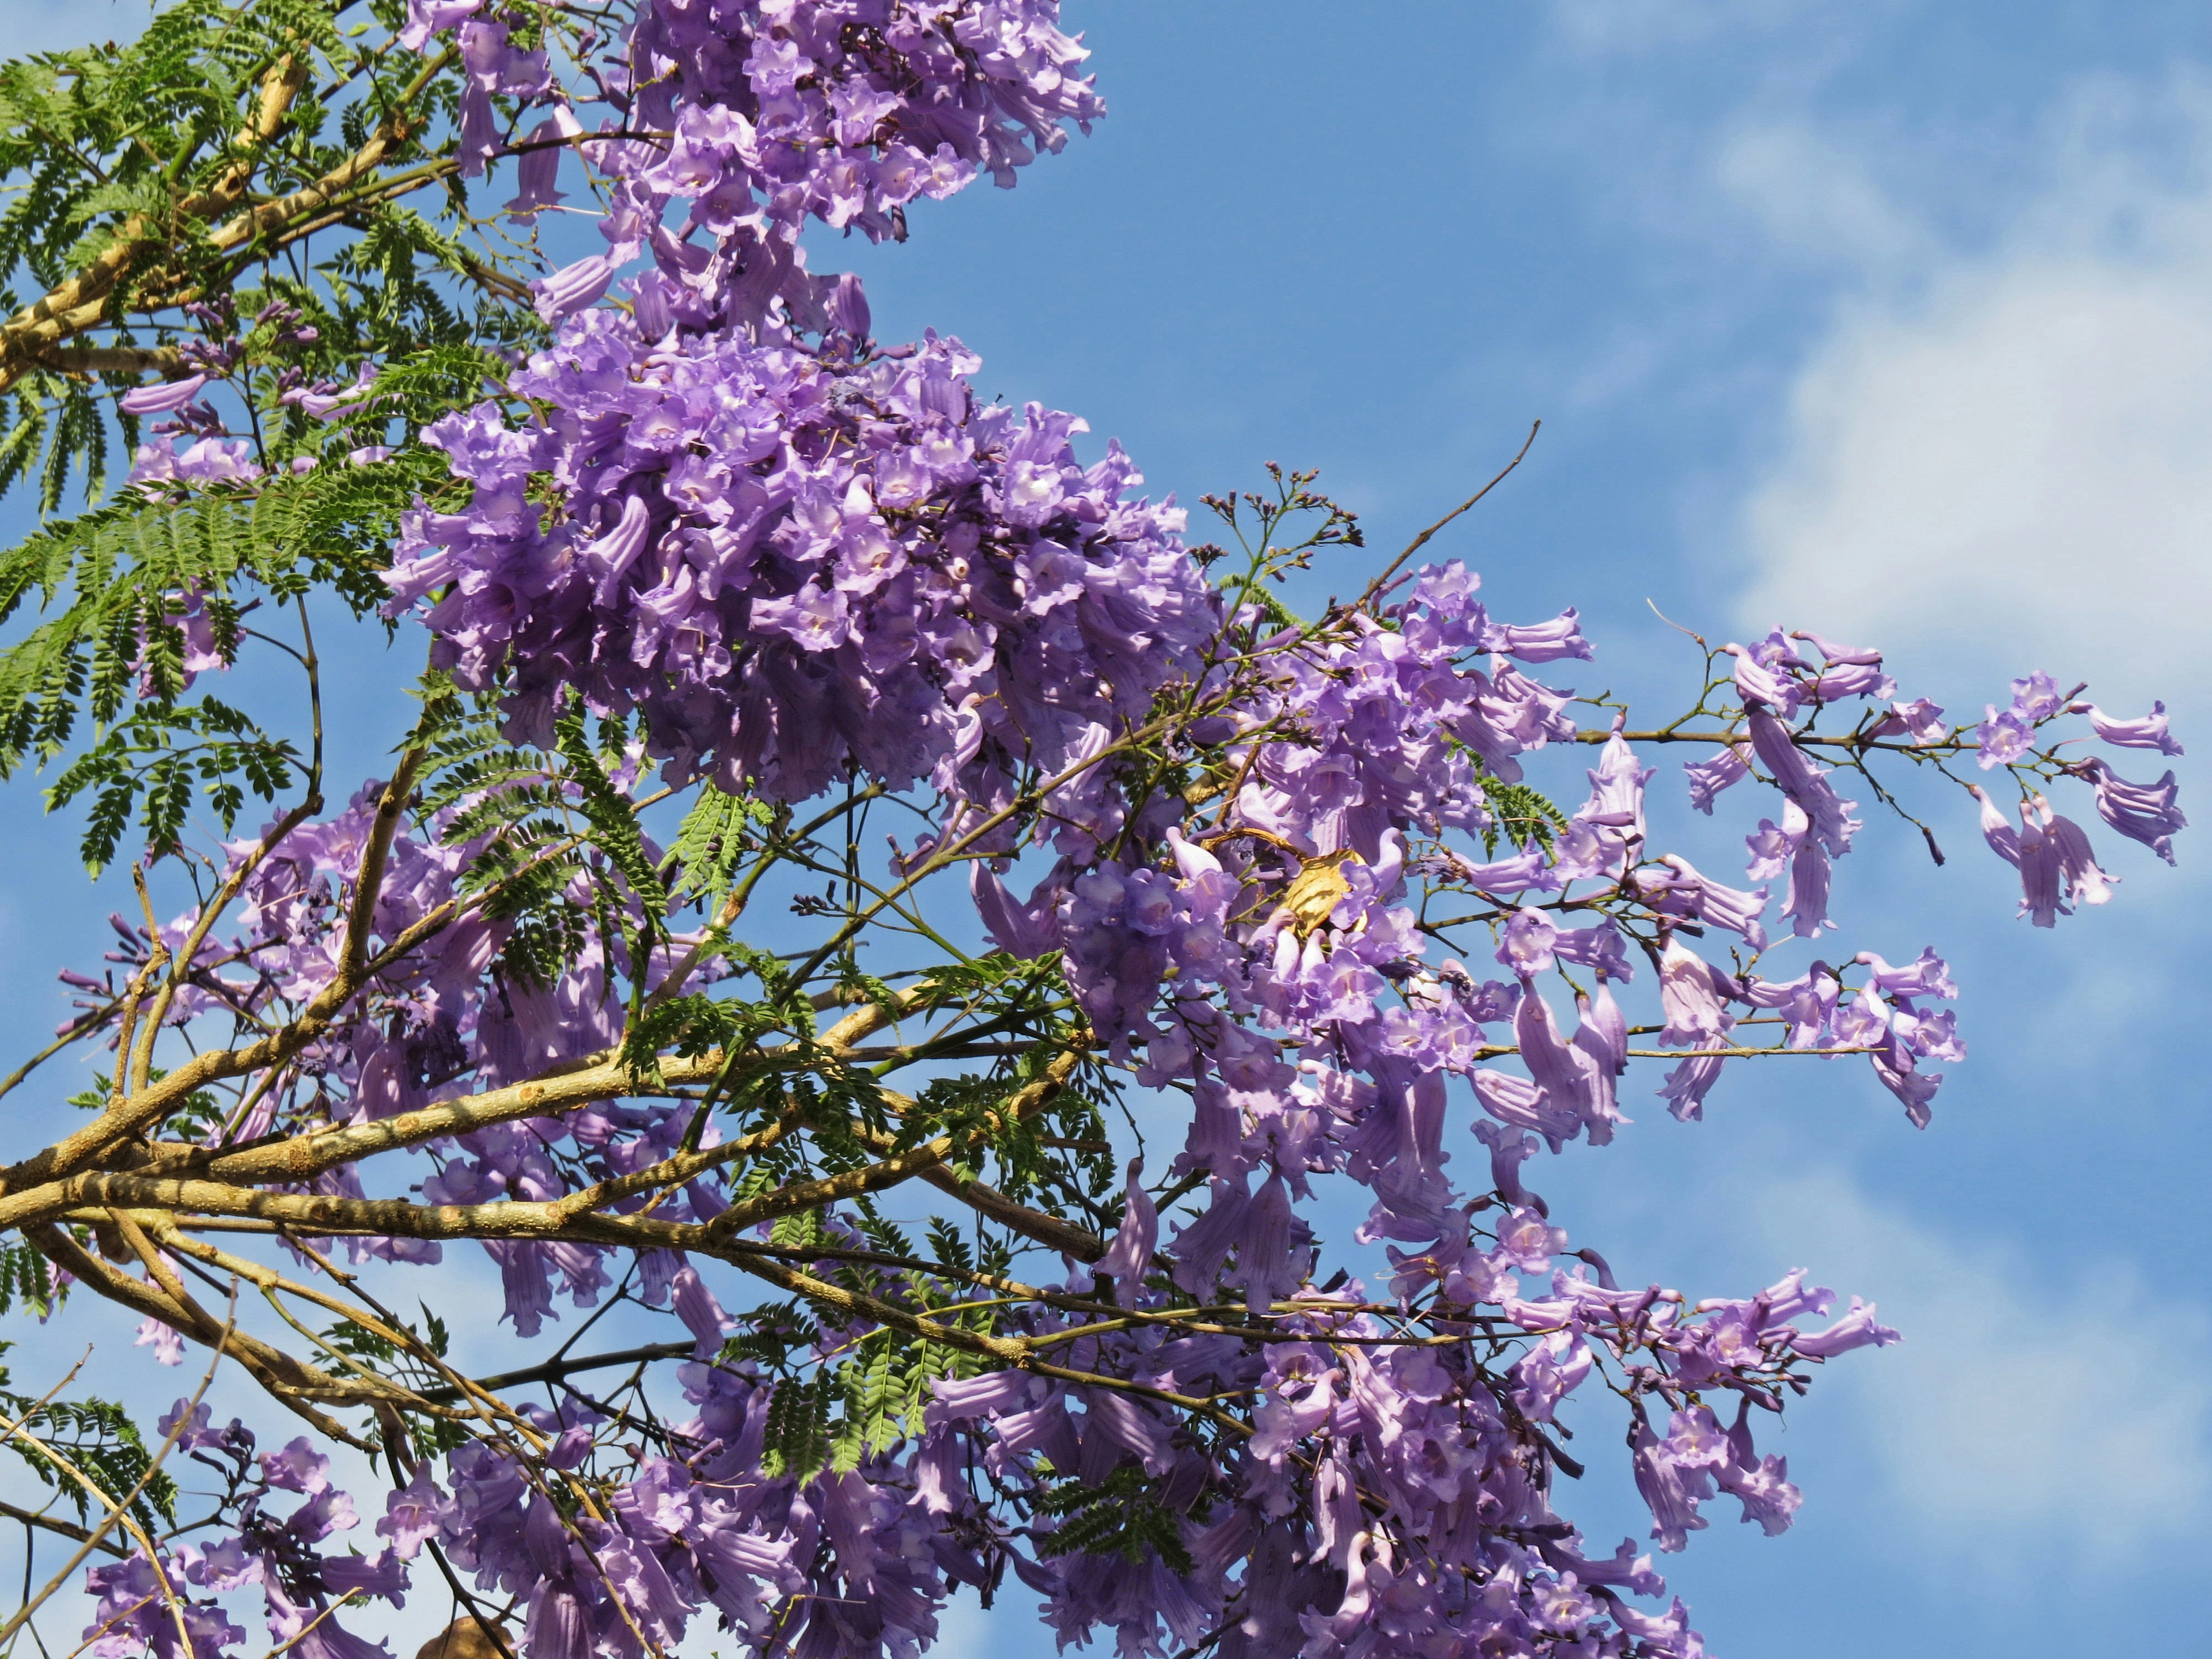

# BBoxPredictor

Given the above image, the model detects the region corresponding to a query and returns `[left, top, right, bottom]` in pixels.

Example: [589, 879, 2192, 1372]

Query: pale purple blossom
[118, 373, 209, 415]
[2074, 699, 2184, 756]
[2078, 757, 2185, 864]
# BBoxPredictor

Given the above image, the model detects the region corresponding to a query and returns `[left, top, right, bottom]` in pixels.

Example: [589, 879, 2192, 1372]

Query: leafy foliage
[47, 696, 297, 871]
[0, 1351, 179, 1534]
[68, 1069, 224, 1138]
[667, 784, 777, 914]
[0, 455, 452, 866]
[0, 1240, 60, 1318]
[1480, 775, 1569, 856]
[1034, 1463, 1198, 1574]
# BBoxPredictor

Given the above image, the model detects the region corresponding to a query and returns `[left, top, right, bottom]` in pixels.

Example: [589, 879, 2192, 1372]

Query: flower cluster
[385, 320, 1214, 832]
[84, 1402, 407, 1659]
[398, 0, 1101, 334]
[567, 0, 1099, 332]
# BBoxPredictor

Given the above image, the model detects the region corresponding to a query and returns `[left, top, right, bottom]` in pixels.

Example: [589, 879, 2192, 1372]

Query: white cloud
[1753, 1170, 2211, 1565]
[1731, 75, 2212, 706]
[1715, 123, 1929, 276]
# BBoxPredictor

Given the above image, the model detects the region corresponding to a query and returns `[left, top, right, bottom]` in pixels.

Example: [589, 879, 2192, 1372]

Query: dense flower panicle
[425, 0, 1111, 334]
[385, 320, 1215, 840]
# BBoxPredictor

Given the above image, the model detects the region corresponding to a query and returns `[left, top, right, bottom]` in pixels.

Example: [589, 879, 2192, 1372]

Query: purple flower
[1724, 639, 1802, 718]
[1630, 1416, 1713, 1552]
[262, 1436, 331, 1494]
[1221, 1175, 1307, 1316]
[1869, 1038, 1942, 1127]
[1657, 1052, 1726, 1122]
[1516, 982, 1594, 1132]
[1746, 709, 1858, 856]
[970, 863, 1064, 958]
[1641, 854, 1769, 950]
[129, 435, 260, 487]
[2016, 804, 2065, 927]
[749, 584, 855, 652]
[2076, 699, 2184, 756]
[2078, 757, 2185, 864]
[1656, 940, 1733, 1050]
[1553, 917, 1634, 983]
[1886, 696, 1949, 745]
[1854, 948, 1956, 1000]
[158, 1400, 227, 1452]
[1782, 831, 1832, 938]
[377, 1467, 445, 1560]
[1094, 1158, 1158, 1291]
[2008, 670, 2065, 722]
[320, 1548, 410, 1605]
[1684, 743, 1749, 815]
[532, 252, 619, 321]
[1791, 630, 1879, 666]
[1436, 842, 1560, 895]
[1972, 785, 2021, 867]
[133, 1316, 185, 1364]
[1805, 659, 1893, 703]
[671, 1263, 734, 1350]
[1746, 806, 1833, 935]
[1739, 966, 1837, 1048]
[1570, 983, 1630, 1143]
[2035, 794, 2114, 911]
[399, 0, 479, 51]
[1482, 607, 1593, 662]
[1789, 1296, 1900, 1359]
[118, 373, 209, 415]
[1974, 705, 2033, 769]
[1496, 904, 1558, 975]
[506, 118, 569, 223]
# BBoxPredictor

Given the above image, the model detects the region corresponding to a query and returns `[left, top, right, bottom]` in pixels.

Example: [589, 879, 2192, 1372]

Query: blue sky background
[1, 4, 2209, 1657]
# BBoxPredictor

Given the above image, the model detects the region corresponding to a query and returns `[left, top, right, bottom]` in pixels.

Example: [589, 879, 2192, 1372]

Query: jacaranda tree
[0, 4, 2187, 1657]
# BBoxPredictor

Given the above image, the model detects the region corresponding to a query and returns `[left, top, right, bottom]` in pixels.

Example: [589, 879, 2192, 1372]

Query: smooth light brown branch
[4, 1046, 1081, 1247]
[0, 42, 461, 393]
[112, 868, 172, 1107]
[548, 1102, 806, 1223]
[8, 774, 917, 1201]
[1, 756, 426, 1193]
[22, 1226, 378, 1441]
[145, 1222, 462, 1404]
[335, 750, 426, 996]
[30, 344, 186, 378]
[166, 988, 906, 1189]
[912, 1165, 1105, 1261]
[725, 1250, 1032, 1366]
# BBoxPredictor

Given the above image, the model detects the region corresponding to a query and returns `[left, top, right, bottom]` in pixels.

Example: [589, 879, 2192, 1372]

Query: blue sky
[0, 4, 2207, 1657]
